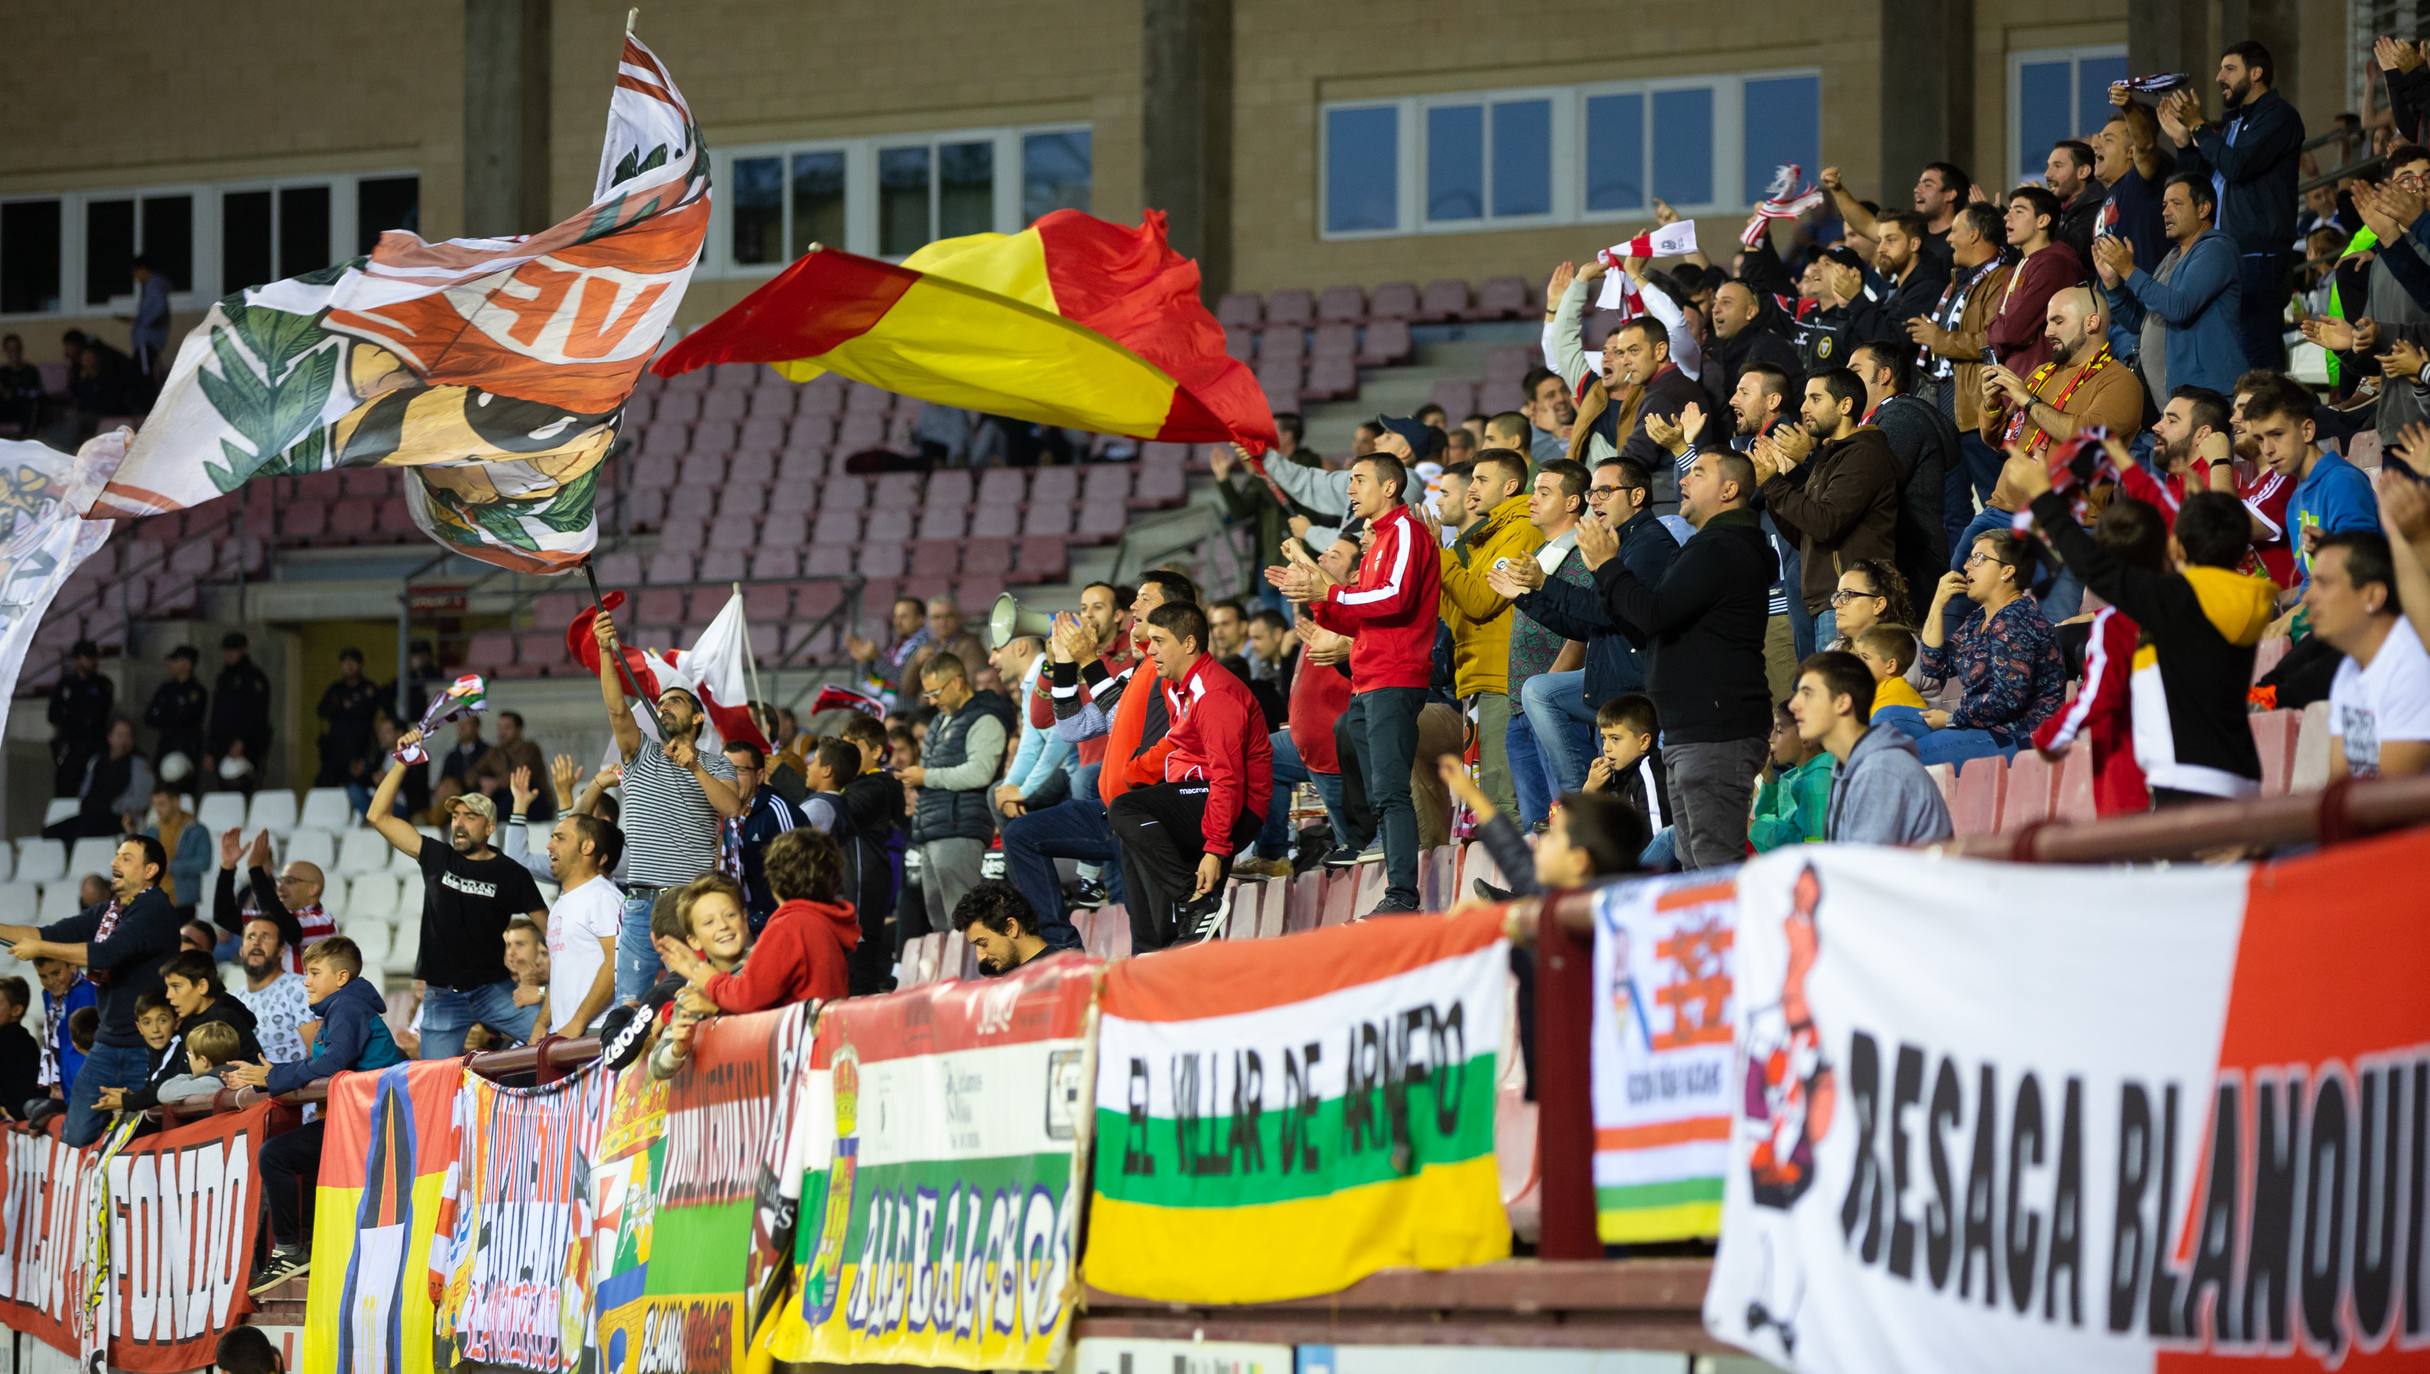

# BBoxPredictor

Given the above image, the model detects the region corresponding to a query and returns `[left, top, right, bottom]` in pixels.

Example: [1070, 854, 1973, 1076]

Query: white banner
[1592, 874, 1739, 1244]
[0, 435, 116, 743]
[1702, 836, 2430, 1373]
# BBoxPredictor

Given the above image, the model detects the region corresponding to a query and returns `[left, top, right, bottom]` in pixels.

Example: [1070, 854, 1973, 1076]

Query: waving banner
[1084, 909, 1511, 1305]
[1593, 874, 1739, 1244]
[429, 1065, 613, 1372]
[302, 1059, 464, 1374]
[589, 1004, 813, 1374]
[767, 958, 1096, 1370]
[1703, 830, 2430, 1373]
[80, 35, 708, 573]
[0, 433, 117, 740]
[0, 1103, 272, 1373]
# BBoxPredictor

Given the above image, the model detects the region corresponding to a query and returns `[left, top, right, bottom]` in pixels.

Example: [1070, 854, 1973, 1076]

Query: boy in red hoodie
[1106, 601, 1274, 950]
[653, 829, 859, 1009]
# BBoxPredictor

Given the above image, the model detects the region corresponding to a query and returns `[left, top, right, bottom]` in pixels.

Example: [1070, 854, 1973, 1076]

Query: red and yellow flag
[653, 209, 1276, 452]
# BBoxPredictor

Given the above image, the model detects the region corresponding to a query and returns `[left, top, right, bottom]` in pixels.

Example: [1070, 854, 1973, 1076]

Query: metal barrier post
[1535, 896, 1599, 1259]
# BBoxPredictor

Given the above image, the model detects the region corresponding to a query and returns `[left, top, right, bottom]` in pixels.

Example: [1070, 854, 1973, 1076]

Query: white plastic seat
[349, 921, 392, 964]
[42, 798, 79, 827]
[38, 881, 85, 920]
[388, 922, 421, 970]
[334, 829, 392, 876]
[0, 844, 16, 884]
[195, 792, 247, 837]
[284, 828, 337, 871]
[345, 873, 401, 922]
[64, 837, 117, 882]
[245, 790, 299, 838]
[12, 842, 64, 886]
[0, 882, 37, 921]
[297, 788, 354, 833]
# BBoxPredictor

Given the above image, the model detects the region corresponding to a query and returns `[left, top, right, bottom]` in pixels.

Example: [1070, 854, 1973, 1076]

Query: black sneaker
[1360, 897, 1422, 920]
[1472, 879, 1514, 903]
[1070, 879, 1110, 909]
[1321, 845, 1369, 869]
[249, 1244, 309, 1296]
[1178, 890, 1232, 943]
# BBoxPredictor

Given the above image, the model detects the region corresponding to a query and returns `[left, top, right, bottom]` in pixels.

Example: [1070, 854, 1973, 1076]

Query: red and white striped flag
[1596, 222, 1701, 310]
[565, 590, 769, 752]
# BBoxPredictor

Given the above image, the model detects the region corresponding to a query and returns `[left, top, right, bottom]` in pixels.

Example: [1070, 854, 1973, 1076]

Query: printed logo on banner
[1592, 875, 1739, 1244]
[1703, 836, 2430, 1373]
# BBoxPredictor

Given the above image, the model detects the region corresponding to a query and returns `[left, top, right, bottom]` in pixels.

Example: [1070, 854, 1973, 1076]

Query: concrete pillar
[2128, 0, 2211, 91]
[463, 0, 552, 237]
[1141, 0, 1232, 299]
[1878, 0, 1972, 190]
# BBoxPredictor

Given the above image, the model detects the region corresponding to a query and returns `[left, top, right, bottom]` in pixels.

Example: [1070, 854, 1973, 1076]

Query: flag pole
[584, 560, 667, 738]
[734, 580, 770, 740]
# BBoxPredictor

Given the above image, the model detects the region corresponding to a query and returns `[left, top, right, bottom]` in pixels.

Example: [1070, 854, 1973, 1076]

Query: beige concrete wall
[1967, 0, 2128, 196]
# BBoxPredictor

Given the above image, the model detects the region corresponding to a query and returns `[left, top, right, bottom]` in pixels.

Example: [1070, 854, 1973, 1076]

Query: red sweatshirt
[703, 897, 859, 1011]
[2032, 604, 2149, 815]
[1985, 241, 2085, 373]
[1309, 502, 1441, 691]
[1287, 654, 1353, 774]
[1157, 655, 1276, 855]
[2119, 457, 2212, 529]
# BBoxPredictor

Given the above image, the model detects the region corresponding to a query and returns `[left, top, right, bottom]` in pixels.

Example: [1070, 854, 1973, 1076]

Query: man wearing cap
[143, 645, 208, 778]
[48, 639, 114, 798]
[1269, 443, 1441, 917]
[207, 632, 272, 784]
[315, 647, 383, 787]
[366, 742, 546, 1057]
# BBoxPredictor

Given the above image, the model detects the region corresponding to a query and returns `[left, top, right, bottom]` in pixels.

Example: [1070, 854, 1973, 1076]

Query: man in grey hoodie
[1791, 651, 1954, 846]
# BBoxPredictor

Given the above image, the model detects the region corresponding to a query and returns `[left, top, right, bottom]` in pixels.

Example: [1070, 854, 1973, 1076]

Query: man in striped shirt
[594, 614, 745, 1005]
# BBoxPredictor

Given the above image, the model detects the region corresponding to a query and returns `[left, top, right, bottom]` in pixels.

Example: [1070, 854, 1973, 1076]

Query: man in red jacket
[1107, 601, 1274, 950]
[1269, 446, 1442, 916]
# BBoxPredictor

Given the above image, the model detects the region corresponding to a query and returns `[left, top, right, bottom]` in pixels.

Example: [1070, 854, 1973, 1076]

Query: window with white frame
[2010, 45, 2128, 185]
[0, 171, 419, 320]
[1321, 71, 1820, 239]
[713, 124, 1090, 275]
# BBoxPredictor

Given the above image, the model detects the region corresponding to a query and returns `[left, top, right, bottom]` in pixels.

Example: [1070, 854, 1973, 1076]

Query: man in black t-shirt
[1, 835, 181, 1145]
[369, 730, 548, 1059]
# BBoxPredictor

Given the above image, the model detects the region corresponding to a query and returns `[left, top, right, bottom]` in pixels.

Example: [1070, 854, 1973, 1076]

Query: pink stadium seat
[866, 508, 913, 544]
[666, 487, 716, 523]
[910, 540, 963, 574]
[1082, 465, 1133, 503]
[2251, 636, 2289, 684]
[1420, 278, 1471, 321]
[1014, 538, 1068, 580]
[1262, 383, 1300, 416]
[1266, 289, 1314, 326]
[1429, 379, 1478, 417]
[1479, 379, 1527, 413]
[916, 506, 967, 541]
[1132, 462, 1186, 507]
[1311, 322, 1356, 358]
[977, 469, 1027, 505]
[836, 415, 888, 452]
[758, 513, 808, 548]
[790, 413, 838, 450]
[1301, 355, 1356, 403]
[328, 502, 382, 544]
[595, 550, 643, 587]
[2052, 746, 2095, 821]
[1317, 285, 1365, 322]
[654, 517, 708, 554]
[795, 375, 844, 416]
[746, 549, 798, 583]
[634, 587, 687, 626]
[962, 538, 1012, 575]
[516, 633, 561, 676]
[841, 381, 892, 417]
[1483, 344, 1536, 384]
[1948, 756, 2007, 836]
[970, 504, 1020, 538]
[279, 504, 329, 543]
[727, 450, 775, 486]
[463, 631, 520, 676]
[1224, 330, 1255, 363]
[1998, 751, 2057, 831]
[1473, 276, 1529, 320]
[622, 488, 667, 530]
[699, 389, 747, 421]
[796, 581, 845, 620]
[1360, 318, 1412, 366]
[1216, 292, 1262, 330]
[2251, 709, 2299, 797]
[1369, 281, 1419, 320]
[534, 591, 586, 625]
[697, 548, 747, 585]
[644, 549, 695, 585]
[1925, 762, 1958, 815]
[1077, 503, 1126, 540]
[1257, 323, 1305, 361]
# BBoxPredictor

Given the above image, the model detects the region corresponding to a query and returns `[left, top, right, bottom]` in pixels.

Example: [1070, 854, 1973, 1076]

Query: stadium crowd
[10, 34, 2430, 1309]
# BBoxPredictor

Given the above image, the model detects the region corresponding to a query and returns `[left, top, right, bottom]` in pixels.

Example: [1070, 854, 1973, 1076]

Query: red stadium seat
[1420, 279, 1471, 321]
[1266, 289, 1314, 326]
[1369, 281, 1418, 319]
[1359, 318, 1412, 366]
[747, 549, 799, 581]
[1216, 292, 1262, 330]
[644, 549, 695, 584]
[634, 587, 687, 625]
[2052, 746, 2095, 821]
[1317, 285, 1365, 322]
[2251, 709, 2300, 797]
[1473, 276, 1529, 320]
[1429, 380, 1479, 418]
[463, 631, 520, 677]
[1014, 538, 1068, 581]
[697, 548, 746, 585]
[1998, 751, 2057, 831]
[1948, 756, 2007, 836]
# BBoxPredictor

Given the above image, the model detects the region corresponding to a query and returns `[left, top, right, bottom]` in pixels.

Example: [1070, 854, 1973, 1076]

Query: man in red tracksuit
[1270, 446, 1441, 916]
[1107, 601, 1275, 949]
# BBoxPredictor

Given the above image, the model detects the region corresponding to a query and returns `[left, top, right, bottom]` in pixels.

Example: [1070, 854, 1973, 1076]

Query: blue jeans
[1871, 704, 1931, 741]
[2238, 251, 2289, 371]
[1507, 711, 1550, 830]
[1519, 671, 1597, 802]
[1640, 826, 1677, 872]
[63, 1041, 154, 1147]
[1001, 793, 1115, 945]
[419, 979, 539, 1060]
[1959, 432, 2004, 508]
[1915, 728, 2018, 768]
[616, 889, 663, 1007]
[1259, 730, 1313, 856]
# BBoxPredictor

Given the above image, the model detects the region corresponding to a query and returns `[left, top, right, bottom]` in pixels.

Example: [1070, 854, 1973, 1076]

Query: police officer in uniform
[144, 645, 208, 776]
[47, 639, 114, 797]
[315, 646, 382, 786]
[207, 631, 272, 788]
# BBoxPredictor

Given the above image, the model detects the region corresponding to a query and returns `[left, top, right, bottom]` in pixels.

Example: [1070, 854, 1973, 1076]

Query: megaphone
[989, 593, 1059, 649]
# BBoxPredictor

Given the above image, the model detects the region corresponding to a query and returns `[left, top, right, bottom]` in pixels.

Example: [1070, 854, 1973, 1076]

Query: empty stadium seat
[1419, 278, 1471, 321]
[1948, 757, 2007, 835]
[13, 841, 65, 886]
[0, 882, 34, 921]
[245, 790, 299, 838]
[1998, 751, 2057, 831]
[42, 798, 77, 827]
[285, 828, 337, 871]
[349, 921, 392, 964]
[65, 836, 117, 880]
[1216, 292, 1261, 330]
[38, 880, 85, 920]
[1369, 281, 1419, 319]
[1266, 289, 1314, 325]
[335, 826, 393, 877]
[298, 788, 354, 832]
[2291, 699, 2333, 792]
[2251, 709, 2300, 797]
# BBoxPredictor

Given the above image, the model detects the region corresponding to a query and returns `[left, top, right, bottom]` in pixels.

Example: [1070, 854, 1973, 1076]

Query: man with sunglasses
[594, 613, 746, 1005]
[208, 828, 335, 975]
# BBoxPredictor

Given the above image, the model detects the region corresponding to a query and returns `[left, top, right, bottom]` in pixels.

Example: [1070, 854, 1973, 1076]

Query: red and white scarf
[281, 902, 336, 975]
[1595, 222, 1700, 311]
[1741, 164, 1826, 248]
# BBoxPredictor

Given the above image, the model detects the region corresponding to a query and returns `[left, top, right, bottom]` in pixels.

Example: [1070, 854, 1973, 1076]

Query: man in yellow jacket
[1435, 449, 1543, 818]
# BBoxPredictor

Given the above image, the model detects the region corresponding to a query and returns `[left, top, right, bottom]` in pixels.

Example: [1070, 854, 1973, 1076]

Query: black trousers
[261, 1119, 324, 1249]
[1109, 781, 1262, 953]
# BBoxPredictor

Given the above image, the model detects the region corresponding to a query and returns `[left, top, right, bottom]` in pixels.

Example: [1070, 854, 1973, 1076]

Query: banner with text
[1593, 874, 1739, 1244]
[589, 1003, 813, 1374]
[429, 1064, 613, 1373]
[0, 1103, 272, 1373]
[1703, 831, 2430, 1372]
[767, 958, 1096, 1370]
[303, 1059, 465, 1374]
[1085, 909, 1511, 1305]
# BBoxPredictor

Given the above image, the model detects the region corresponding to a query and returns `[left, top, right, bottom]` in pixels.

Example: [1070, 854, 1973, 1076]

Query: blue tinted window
[1326, 105, 1400, 233]
[1742, 75, 1820, 203]
[1651, 88, 1714, 207]
[1491, 98, 1552, 218]
[1021, 130, 1092, 222]
[2016, 59, 2074, 182]
[730, 155, 783, 264]
[1427, 104, 1484, 222]
[1585, 92, 1645, 212]
[2077, 54, 2128, 137]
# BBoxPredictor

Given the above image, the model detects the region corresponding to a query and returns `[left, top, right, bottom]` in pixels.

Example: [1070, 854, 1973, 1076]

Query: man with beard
[225, 912, 311, 1064]
[1824, 160, 1974, 275]
[367, 737, 549, 1058]
[1705, 278, 1803, 415]
[2095, 172, 2245, 400]
[2160, 40, 2304, 370]
[1752, 369, 1902, 649]
[845, 596, 932, 706]
[2101, 87, 2177, 274]
[1982, 286, 2147, 453]
[2044, 139, 2107, 264]
[1908, 202, 2020, 537]
[1830, 209, 1950, 352]
[1848, 341, 1958, 602]
[2120, 385, 2235, 529]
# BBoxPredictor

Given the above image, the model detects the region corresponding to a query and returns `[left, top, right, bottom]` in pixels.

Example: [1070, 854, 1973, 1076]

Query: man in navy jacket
[2161, 40, 2304, 368]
